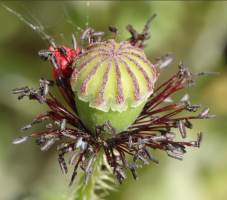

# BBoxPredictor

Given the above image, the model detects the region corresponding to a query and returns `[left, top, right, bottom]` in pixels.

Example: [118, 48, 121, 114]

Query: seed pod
[71, 39, 155, 137]
[12, 136, 28, 145]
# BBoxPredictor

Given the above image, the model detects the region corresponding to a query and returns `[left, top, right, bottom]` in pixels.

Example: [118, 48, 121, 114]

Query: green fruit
[71, 40, 155, 137]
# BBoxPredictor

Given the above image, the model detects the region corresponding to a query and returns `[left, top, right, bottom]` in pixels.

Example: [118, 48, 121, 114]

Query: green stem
[73, 148, 114, 200]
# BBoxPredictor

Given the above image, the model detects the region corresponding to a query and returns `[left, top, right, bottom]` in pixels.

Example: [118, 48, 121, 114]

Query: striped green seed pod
[71, 39, 155, 137]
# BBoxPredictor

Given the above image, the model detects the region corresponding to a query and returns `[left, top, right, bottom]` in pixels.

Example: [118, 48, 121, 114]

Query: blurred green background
[0, 1, 227, 200]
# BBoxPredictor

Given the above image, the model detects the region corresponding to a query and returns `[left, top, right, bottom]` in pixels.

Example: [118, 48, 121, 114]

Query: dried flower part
[71, 40, 155, 135]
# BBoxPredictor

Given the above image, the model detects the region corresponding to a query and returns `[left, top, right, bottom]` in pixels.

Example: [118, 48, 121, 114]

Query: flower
[12, 14, 218, 197]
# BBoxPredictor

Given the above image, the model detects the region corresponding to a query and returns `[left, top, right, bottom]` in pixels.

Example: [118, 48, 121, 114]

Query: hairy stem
[73, 148, 116, 200]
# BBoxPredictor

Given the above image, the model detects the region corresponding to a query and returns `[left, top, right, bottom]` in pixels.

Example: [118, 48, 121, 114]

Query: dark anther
[109, 26, 118, 33]
[12, 86, 29, 94]
[104, 120, 117, 135]
[91, 31, 105, 37]
[41, 139, 55, 151]
[71, 34, 77, 52]
[39, 78, 54, 86]
[68, 151, 80, 165]
[58, 156, 68, 174]
[179, 120, 187, 139]
[21, 124, 32, 132]
[59, 46, 69, 57]
[198, 72, 219, 76]
[18, 93, 27, 100]
[68, 171, 77, 187]
[199, 107, 210, 118]
[126, 25, 138, 40]
[143, 13, 157, 33]
[12, 136, 28, 145]
[197, 132, 203, 148]
[50, 40, 58, 49]
[38, 49, 54, 61]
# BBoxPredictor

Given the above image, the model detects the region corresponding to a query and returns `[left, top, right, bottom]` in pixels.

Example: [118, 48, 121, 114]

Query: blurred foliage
[0, 1, 227, 200]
